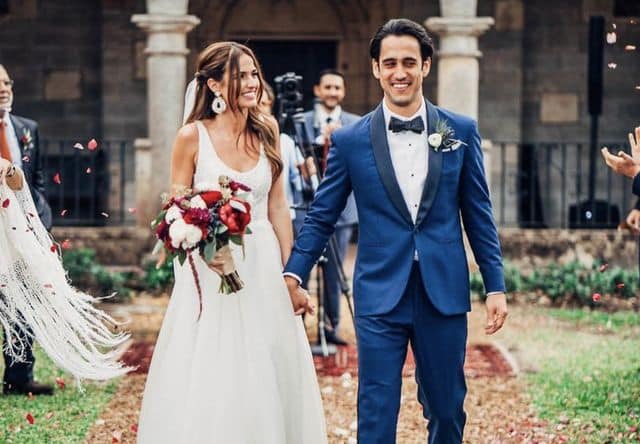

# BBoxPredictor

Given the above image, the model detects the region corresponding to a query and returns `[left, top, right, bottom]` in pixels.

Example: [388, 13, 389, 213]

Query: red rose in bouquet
[219, 198, 251, 235]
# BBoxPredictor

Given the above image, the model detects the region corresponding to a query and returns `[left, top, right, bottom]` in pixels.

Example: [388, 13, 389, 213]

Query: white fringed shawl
[0, 175, 131, 383]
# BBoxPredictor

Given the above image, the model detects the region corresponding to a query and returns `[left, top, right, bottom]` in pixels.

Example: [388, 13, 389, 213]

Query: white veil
[0, 174, 132, 383]
[183, 78, 197, 124]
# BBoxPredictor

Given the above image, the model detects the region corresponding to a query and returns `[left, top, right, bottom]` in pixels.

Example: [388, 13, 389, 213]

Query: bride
[136, 42, 327, 443]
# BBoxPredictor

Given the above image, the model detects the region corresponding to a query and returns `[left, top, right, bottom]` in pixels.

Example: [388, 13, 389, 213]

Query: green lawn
[506, 307, 640, 443]
[0, 346, 118, 444]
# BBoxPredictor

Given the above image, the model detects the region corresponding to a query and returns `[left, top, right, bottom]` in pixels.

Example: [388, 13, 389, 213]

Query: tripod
[280, 108, 355, 357]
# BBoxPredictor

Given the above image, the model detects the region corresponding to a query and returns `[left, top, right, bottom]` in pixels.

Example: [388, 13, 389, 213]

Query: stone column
[426, 0, 495, 185]
[132, 3, 199, 227]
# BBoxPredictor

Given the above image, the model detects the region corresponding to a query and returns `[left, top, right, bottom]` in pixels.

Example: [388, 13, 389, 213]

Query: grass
[504, 307, 640, 443]
[0, 345, 118, 444]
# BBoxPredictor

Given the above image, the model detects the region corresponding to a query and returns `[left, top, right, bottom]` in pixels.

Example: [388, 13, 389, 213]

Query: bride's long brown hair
[185, 41, 282, 180]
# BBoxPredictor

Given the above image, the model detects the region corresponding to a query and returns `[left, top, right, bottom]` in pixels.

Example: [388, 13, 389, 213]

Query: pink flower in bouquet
[219, 198, 251, 234]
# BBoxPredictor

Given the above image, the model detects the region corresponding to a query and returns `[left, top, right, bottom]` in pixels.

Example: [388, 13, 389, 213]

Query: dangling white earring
[211, 91, 227, 114]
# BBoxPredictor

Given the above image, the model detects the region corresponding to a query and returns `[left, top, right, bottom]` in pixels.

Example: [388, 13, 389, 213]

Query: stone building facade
[0, 0, 638, 230]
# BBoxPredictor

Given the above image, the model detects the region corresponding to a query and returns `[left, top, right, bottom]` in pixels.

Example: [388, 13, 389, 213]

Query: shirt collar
[315, 104, 342, 127]
[382, 97, 427, 134]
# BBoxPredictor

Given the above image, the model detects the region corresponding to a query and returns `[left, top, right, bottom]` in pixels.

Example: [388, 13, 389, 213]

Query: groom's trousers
[355, 263, 467, 444]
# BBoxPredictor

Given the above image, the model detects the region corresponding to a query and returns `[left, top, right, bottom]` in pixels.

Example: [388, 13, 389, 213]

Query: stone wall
[498, 228, 638, 272]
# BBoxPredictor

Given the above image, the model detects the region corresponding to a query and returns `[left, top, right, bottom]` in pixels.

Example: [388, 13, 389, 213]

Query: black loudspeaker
[588, 15, 605, 116]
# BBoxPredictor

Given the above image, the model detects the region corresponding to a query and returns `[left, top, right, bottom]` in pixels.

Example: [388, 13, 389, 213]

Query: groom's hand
[284, 276, 315, 316]
[484, 293, 508, 335]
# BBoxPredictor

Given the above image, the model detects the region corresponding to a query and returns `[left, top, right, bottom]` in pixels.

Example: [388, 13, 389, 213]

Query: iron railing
[40, 140, 133, 226]
[490, 141, 633, 229]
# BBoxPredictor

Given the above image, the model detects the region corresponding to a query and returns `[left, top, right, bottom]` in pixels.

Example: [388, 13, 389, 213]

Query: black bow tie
[388, 116, 425, 134]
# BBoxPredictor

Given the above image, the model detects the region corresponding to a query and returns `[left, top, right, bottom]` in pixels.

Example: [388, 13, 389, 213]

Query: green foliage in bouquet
[62, 248, 132, 301]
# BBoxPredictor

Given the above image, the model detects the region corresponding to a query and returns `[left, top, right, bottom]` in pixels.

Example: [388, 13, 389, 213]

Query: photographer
[302, 69, 359, 345]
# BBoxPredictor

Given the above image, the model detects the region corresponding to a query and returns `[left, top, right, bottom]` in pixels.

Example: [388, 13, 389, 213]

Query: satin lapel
[415, 101, 442, 228]
[370, 104, 413, 226]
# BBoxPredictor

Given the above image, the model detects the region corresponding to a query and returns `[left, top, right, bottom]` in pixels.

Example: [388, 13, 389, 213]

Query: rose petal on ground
[53, 173, 62, 185]
[111, 430, 122, 443]
[45, 412, 54, 420]
[25, 413, 35, 425]
[88, 139, 98, 151]
[130, 423, 138, 433]
[616, 283, 625, 289]
[599, 263, 609, 272]
[55, 377, 66, 390]
[592, 293, 602, 302]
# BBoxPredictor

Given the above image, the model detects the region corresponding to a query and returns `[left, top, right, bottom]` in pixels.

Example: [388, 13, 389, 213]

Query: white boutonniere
[428, 119, 467, 152]
[20, 128, 34, 151]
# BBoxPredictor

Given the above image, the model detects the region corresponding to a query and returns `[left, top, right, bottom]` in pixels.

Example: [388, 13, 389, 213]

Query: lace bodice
[193, 121, 272, 221]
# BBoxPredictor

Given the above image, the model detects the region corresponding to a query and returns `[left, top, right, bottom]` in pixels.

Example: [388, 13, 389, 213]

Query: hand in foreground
[626, 209, 640, 233]
[600, 126, 640, 178]
[485, 292, 508, 335]
[0, 157, 12, 184]
[284, 276, 315, 316]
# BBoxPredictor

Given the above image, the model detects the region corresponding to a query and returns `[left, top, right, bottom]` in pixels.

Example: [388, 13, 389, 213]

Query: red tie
[0, 121, 12, 162]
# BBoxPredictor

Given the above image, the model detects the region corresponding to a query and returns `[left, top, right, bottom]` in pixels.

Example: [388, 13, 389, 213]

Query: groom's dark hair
[369, 18, 434, 62]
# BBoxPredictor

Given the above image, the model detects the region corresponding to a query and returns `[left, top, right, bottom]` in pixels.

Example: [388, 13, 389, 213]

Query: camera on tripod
[274, 72, 304, 130]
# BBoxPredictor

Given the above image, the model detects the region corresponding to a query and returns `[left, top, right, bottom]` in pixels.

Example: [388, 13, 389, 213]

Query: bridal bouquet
[151, 175, 252, 317]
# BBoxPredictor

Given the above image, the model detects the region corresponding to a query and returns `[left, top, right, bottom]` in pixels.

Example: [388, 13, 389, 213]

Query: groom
[284, 19, 507, 443]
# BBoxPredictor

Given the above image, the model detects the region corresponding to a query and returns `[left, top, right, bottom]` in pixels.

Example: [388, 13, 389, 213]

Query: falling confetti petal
[87, 139, 98, 151]
[55, 377, 66, 390]
[585, 210, 593, 220]
[636, 86, 640, 90]
[44, 283, 53, 289]
[608, 62, 617, 69]
[86, 167, 92, 174]
[625, 45, 637, 51]
[45, 412, 54, 420]
[73, 142, 84, 150]
[606, 32, 617, 44]
[101, 212, 109, 218]
[2, 198, 9, 208]
[112, 430, 122, 443]
[592, 293, 602, 302]
[616, 283, 625, 289]
[53, 173, 62, 185]
[130, 424, 138, 433]
[61, 239, 72, 250]
[612, 23, 617, 29]
[128, 207, 137, 214]
[60, 209, 68, 216]
[599, 263, 609, 272]
[50, 245, 57, 253]
[25, 413, 35, 425]
[22, 155, 30, 163]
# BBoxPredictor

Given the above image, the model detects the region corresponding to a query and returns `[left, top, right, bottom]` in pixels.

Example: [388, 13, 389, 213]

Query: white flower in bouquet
[183, 224, 204, 249]
[169, 218, 188, 249]
[165, 204, 183, 224]
[190, 195, 207, 209]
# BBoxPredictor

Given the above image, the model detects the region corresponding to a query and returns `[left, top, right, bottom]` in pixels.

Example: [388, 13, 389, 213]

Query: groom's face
[372, 35, 430, 113]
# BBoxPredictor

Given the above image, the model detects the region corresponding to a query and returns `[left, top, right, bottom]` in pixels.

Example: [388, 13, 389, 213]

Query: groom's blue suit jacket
[284, 100, 505, 316]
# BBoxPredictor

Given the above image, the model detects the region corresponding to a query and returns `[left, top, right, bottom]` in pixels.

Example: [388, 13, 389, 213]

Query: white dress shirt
[2, 113, 23, 168]
[313, 104, 342, 145]
[382, 99, 428, 224]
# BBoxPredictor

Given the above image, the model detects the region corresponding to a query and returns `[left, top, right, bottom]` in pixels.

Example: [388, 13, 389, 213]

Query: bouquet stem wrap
[216, 244, 244, 294]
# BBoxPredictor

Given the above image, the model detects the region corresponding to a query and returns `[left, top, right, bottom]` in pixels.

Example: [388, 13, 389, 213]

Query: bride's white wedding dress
[137, 121, 327, 443]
